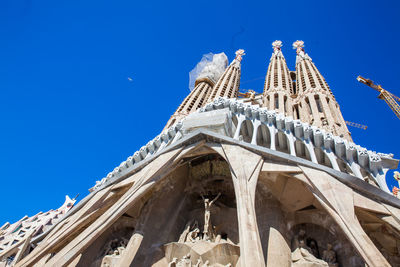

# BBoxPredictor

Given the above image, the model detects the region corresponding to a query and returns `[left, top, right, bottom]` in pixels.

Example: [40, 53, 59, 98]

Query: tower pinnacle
[164, 53, 228, 129]
[263, 41, 294, 115]
[292, 41, 351, 140]
[293, 40, 311, 62]
[207, 50, 244, 102]
[272, 40, 283, 56]
[235, 49, 245, 62]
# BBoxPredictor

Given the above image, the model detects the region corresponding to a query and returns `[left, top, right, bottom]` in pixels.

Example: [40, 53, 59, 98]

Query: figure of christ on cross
[201, 192, 221, 241]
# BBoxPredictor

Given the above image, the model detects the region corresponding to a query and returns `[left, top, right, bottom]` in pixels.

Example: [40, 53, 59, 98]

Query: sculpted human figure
[168, 257, 178, 267]
[177, 254, 191, 267]
[308, 239, 319, 258]
[202, 193, 221, 241]
[179, 221, 192, 243]
[186, 227, 200, 243]
[292, 229, 307, 251]
[322, 243, 338, 266]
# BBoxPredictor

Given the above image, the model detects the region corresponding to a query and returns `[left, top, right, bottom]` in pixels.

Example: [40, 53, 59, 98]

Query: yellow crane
[357, 76, 400, 119]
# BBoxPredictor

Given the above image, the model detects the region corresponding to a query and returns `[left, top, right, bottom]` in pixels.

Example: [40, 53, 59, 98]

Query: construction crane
[357, 76, 400, 119]
[238, 89, 256, 99]
[345, 121, 367, 130]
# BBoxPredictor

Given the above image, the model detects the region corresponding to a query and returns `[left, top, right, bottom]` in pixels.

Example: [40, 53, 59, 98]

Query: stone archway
[128, 150, 240, 267]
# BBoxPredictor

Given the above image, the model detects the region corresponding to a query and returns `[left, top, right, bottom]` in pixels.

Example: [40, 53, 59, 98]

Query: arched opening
[256, 124, 271, 148]
[128, 153, 239, 266]
[294, 140, 311, 161]
[274, 93, 279, 110]
[275, 131, 290, 154]
[305, 97, 312, 115]
[239, 120, 254, 143]
[284, 96, 288, 113]
[289, 222, 364, 266]
[256, 170, 365, 266]
[314, 148, 333, 168]
[293, 104, 300, 120]
[355, 208, 400, 265]
[314, 95, 323, 113]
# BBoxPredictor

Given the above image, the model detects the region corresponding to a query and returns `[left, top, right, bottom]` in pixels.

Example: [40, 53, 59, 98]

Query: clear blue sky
[0, 0, 399, 224]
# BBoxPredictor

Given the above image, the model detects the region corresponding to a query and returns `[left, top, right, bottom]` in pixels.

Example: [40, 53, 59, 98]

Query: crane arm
[357, 76, 382, 92]
[357, 75, 400, 120]
[380, 90, 400, 120]
[345, 121, 367, 130]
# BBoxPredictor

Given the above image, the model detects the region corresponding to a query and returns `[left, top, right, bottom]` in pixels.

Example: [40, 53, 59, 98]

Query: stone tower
[263, 40, 294, 116]
[292, 41, 351, 141]
[206, 49, 245, 103]
[2, 44, 400, 267]
[165, 53, 228, 129]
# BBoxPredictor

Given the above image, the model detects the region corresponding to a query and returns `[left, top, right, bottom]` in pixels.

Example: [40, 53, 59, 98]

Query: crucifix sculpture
[201, 192, 221, 241]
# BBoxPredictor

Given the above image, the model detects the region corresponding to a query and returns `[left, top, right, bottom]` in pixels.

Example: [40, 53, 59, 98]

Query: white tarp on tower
[188, 52, 228, 91]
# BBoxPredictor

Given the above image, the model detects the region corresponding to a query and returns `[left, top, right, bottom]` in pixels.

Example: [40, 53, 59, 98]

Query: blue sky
[0, 0, 399, 224]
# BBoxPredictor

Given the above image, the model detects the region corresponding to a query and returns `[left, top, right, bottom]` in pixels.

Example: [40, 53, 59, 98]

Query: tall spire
[292, 41, 352, 141]
[293, 40, 331, 95]
[263, 41, 294, 116]
[206, 49, 245, 102]
[165, 53, 228, 129]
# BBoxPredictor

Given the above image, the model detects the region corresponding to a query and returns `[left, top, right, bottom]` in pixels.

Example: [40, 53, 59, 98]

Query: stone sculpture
[202, 193, 221, 241]
[291, 247, 329, 267]
[100, 238, 128, 267]
[322, 244, 338, 267]
[292, 229, 307, 251]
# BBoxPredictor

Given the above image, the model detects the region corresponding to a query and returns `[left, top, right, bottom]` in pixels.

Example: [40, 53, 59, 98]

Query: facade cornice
[90, 97, 397, 196]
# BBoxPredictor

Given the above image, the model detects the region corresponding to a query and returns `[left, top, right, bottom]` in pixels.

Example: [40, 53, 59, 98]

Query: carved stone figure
[186, 227, 200, 243]
[168, 257, 178, 267]
[322, 244, 338, 267]
[308, 239, 320, 258]
[202, 193, 221, 241]
[100, 238, 128, 267]
[292, 247, 329, 267]
[177, 254, 192, 267]
[292, 229, 307, 251]
[179, 221, 192, 243]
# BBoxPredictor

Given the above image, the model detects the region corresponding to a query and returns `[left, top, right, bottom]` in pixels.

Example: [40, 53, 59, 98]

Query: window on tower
[315, 95, 323, 113]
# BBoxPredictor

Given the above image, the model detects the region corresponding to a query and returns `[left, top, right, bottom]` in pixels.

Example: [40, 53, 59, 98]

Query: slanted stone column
[300, 166, 391, 267]
[220, 144, 265, 267]
[118, 232, 144, 266]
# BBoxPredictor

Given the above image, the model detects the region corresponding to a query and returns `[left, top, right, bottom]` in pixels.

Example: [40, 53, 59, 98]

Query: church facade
[1, 41, 400, 267]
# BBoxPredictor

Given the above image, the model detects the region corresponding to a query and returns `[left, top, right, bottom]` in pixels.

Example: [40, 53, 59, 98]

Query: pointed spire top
[293, 40, 311, 63]
[271, 40, 283, 57]
[235, 49, 245, 62]
[272, 40, 282, 50]
[292, 40, 304, 54]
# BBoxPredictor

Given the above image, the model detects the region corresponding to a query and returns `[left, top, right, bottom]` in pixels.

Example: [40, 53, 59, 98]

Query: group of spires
[165, 41, 351, 141]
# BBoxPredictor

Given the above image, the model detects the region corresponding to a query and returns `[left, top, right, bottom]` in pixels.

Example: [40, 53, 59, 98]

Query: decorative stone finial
[292, 40, 305, 54]
[272, 40, 282, 49]
[235, 49, 245, 62]
[272, 40, 283, 57]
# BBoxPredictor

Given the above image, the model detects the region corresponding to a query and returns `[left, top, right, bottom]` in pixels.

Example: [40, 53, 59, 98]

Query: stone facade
[1, 43, 400, 266]
[0, 196, 75, 266]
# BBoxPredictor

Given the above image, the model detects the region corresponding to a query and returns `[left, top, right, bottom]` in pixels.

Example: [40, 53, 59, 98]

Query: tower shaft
[165, 79, 214, 129]
[293, 41, 352, 141]
[263, 41, 294, 116]
[206, 49, 245, 103]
